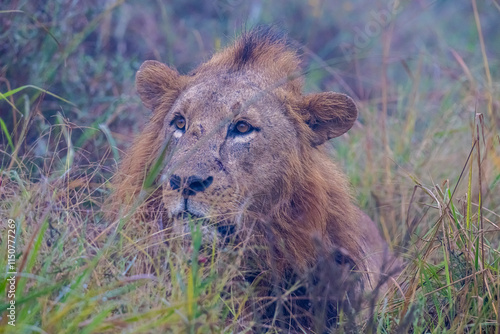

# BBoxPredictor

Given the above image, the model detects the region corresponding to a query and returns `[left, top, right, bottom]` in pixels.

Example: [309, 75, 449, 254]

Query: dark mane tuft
[195, 25, 303, 93]
[233, 26, 289, 69]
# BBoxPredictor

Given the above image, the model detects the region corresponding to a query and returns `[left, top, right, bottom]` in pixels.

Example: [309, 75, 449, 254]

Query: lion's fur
[109, 27, 395, 325]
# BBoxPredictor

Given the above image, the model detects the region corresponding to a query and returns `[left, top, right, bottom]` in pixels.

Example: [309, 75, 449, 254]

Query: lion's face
[133, 35, 358, 239]
[159, 75, 300, 234]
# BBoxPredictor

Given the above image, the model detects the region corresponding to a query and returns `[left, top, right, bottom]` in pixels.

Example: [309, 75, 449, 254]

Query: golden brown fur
[109, 27, 396, 330]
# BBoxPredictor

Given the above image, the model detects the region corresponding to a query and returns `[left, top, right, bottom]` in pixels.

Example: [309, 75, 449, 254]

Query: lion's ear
[303, 92, 358, 146]
[136, 60, 183, 111]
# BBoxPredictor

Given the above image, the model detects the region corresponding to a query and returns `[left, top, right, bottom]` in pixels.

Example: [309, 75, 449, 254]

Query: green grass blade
[99, 124, 120, 162]
[442, 243, 453, 309]
[0, 117, 14, 151]
[143, 136, 172, 189]
[466, 151, 473, 232]
[0, 85, 76, 106]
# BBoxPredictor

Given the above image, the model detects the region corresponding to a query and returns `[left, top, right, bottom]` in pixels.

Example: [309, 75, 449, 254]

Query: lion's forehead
[176, 76, 278, 116]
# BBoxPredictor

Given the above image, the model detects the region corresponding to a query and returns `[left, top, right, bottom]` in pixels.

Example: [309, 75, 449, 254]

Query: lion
[110, 27, 398, 331]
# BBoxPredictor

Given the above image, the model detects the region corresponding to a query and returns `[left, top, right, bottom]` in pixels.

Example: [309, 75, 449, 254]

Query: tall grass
[1, 1, 499, 333]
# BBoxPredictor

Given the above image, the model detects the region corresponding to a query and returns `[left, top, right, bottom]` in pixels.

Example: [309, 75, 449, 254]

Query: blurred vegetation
[1, 0, 500, 333]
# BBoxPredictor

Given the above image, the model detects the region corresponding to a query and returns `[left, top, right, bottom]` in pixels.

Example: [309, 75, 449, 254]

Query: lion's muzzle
[169, 174, 214, 197]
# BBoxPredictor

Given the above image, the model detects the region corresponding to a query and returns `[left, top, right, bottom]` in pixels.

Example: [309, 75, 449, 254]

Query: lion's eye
[173, 116, 186, 130]
[234, 121, 252, 134]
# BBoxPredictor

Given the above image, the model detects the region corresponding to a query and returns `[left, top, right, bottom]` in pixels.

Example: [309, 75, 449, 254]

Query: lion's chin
[169, 212, 214, 237]
[165, 209, 237, 249]
[163, 196, 238, 239]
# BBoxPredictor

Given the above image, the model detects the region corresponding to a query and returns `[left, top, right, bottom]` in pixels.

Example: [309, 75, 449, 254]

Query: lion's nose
[169, 174, 213, 197]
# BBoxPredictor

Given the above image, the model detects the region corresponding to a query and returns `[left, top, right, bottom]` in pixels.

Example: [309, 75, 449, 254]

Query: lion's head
[111, 27, 393, 299]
